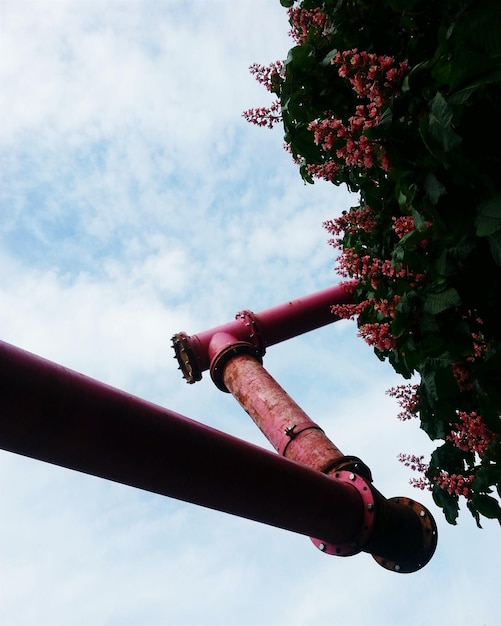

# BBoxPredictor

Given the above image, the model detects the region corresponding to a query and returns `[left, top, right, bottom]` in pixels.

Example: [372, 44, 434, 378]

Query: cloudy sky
[0, 2, 498, 625]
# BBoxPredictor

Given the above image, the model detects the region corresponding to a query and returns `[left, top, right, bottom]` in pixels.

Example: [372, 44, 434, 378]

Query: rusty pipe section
[0, 340, 372, 546]
[221, 353, 346, 474]
[213, 352, 438, 572]
[172, 281, 355, 385]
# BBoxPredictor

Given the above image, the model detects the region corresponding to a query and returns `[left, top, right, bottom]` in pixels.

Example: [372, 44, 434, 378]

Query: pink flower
[242, 100, 282, 129]
[451, 363, 473, 391]
[358, 321, 396, 351]
[387, 384, 420, 420]
[248, 61, 284, 92]
[398, 453, 428, 473]
[435, 472, 474, 498]
[287, 6, 328, 44]
[447, 411, 499, 457]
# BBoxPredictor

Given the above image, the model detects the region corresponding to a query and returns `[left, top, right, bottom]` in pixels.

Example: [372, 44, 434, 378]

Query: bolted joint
[310, 470, 375, 557]
[171, 332, 202, 384]
[367, 495, 438, 574]
[208, 332, 262, 392]
[310, 472, 438, 573]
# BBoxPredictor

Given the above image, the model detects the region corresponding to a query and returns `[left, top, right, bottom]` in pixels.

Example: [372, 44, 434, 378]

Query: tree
[244, 0, 501, 526]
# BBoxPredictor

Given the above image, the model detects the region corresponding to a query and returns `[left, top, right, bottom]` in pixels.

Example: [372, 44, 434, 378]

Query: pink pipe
[218, 352, 437, 572]
[222, 353, 345, 473]
[172, 281, 355, 385]
[0, 340, 365, 544]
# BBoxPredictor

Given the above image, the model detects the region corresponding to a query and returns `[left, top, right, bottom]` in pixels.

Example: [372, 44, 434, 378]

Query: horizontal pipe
[172, 281, 355, 383]
[0, 340, 365, 545]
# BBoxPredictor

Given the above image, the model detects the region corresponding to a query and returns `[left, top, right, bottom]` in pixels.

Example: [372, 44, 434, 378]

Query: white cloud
[1, 1, 499, 625]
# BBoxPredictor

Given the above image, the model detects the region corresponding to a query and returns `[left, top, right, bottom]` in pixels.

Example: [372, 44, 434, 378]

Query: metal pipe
[221, 353, 345, 474]
[0, 340, 368, 546]
[172, 281, 355, 384]
[212, 353, 437, 572]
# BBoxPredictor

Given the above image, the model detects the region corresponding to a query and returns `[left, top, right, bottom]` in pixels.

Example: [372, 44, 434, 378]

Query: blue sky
[0, 2, 499, 625]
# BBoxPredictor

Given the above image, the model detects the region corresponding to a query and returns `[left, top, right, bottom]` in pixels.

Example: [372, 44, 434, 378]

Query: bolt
[319, 543, 326, 552]
[394, 564, 401, 572]
[367, 503, 374, 512]
[420, 509, 426, 517]
[349, 473, 356, 481]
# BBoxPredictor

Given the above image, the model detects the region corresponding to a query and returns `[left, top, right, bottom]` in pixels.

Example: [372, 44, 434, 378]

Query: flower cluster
[334, 49, 408, 106]
[288, 5, 328, 44]
[243, 61, 284, 129]
[451, 362, 473, 391]
[435, 471, 474, 498]
[447, 411, 500, 457]
[358, 321, 396, 351]
[398, 453, 428, 472]
[305, 49, 408, 178]
[248, 61, 284, 93]
[397, 453, 431, 490]
[245, 0, 501, 525]
[387, 384, 420, 420]
[242, 99, 282, 129]
[325, 205, 378, 240]
[308, 112, 385, 172]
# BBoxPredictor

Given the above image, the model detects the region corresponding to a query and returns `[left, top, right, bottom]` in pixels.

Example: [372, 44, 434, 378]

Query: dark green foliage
[265, 0, 501, 525]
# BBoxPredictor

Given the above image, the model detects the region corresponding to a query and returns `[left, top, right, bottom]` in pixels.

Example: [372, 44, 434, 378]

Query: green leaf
[475, 194, 501, 236]
[423, 288, 461, 314]
[285, 44, 314, 68]
[321, 48, 338, 66]
[422, 369, 438, 400]
[424, 173, 446, 205]
[487, 232, 501, 266]
[432, 485, 458, 525]
[473, 494, 501, 522]
[421, 92, 461, 157]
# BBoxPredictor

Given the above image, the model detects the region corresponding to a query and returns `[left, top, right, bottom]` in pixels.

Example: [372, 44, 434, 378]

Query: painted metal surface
[216, 349, 437, 571]
[172, 281, 355, 384]
[222, 353, 344, 473]
[0, 340, 366, 545]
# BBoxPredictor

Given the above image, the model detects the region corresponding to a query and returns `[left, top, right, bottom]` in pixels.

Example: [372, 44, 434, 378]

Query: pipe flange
[171, 332, 201, 384]
[326, 455, 373, 482]
[210, 342, 262, 393]
[372, 497, 438, 573]
[235, 310, 266, 356]
[310, 470, 375, 557]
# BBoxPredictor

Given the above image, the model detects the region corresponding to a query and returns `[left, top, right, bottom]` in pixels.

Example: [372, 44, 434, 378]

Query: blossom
[387, 384, 420, 420]
[332, 49, 408, 105]
[392, 215, 415, 238]
[409, 477, 432, 491]
[248, 61, 283, 93]
[451, 362, 473, 391]
[447, 411, 499, 457]
[398, 453, 431, 491]
[242, 100, 281, 129]
[305, 161, 339, 183]
[435, 471, 474, 498]
[358, 321, 396, 352]
[288, 6, 328, 44]
[398, 453, 428, 473]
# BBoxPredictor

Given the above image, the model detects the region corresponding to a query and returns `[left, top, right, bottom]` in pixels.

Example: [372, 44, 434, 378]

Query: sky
[0, 1, 499, 625]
